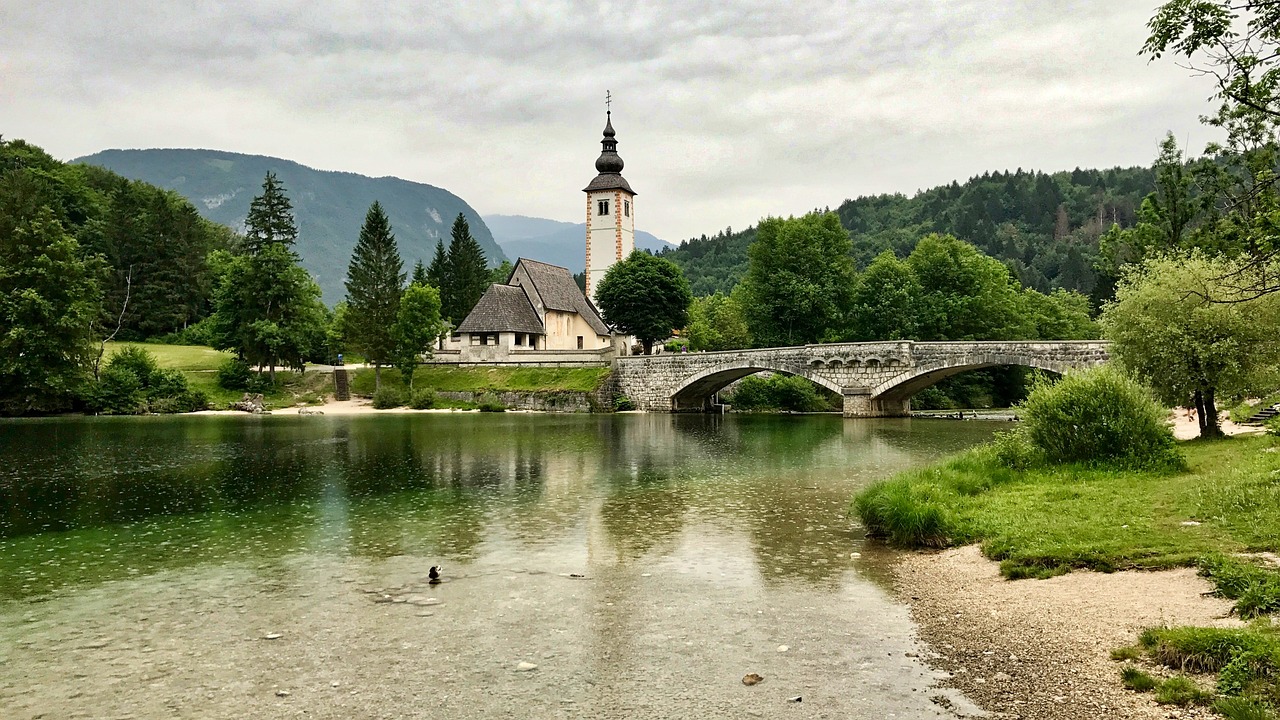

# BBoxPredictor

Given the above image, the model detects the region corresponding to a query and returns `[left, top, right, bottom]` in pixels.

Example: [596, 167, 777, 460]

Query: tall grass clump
[1136, 625, 1280, 711]
[1018, 365, 1183, 470]
[1199, 554, 1280, 619]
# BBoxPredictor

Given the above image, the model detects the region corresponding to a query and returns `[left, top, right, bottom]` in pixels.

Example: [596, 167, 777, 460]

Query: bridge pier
[842, 388, 911, 418]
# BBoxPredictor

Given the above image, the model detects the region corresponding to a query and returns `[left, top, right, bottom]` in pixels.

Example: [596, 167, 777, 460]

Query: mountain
[74, 148, 506, 303]
[484, 214, 672, 273]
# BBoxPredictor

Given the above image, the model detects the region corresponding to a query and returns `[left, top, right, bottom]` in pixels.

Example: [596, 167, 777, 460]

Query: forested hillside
[76, 149, 505, 303]
[662, 166, 1156, 303]
[1, 138, 234, 340]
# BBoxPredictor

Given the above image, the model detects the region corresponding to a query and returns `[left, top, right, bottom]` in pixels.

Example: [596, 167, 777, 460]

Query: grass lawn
[103, 341, 232, 371]
[350, 366, 610, 397]
[855, 435, 1280, 578]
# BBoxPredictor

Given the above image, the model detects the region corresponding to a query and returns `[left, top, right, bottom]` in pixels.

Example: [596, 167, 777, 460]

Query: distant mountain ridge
[74, 148, 506, 303]
[484, 214, 672, 273]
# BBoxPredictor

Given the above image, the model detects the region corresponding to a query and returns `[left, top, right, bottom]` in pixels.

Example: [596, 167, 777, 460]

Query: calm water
[0, 414, 997, 719]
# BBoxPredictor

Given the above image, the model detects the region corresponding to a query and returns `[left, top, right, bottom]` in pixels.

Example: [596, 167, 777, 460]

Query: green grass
[1121, 666, 1158, 691]
[1199, 554, 1280, 619]
[184, 369, 331, 410]
[853, 436, 1280, 578]
[349, 366, 610, 397]
[1155, 676, 1214, 706]
[103, 341, 232, 371]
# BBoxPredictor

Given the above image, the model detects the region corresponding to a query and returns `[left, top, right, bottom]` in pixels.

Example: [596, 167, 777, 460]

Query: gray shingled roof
[455, 284, 544, 334]
[516, 258, 612, 336]
[583, 173, 635, 194]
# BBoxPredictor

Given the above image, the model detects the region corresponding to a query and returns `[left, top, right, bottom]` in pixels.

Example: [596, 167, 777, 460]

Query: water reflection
[0, 414, 995, 601]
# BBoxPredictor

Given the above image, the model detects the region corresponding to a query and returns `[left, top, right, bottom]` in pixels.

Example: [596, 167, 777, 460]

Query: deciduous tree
[392, 284, 444, 388]
[596, 251, 692, 354]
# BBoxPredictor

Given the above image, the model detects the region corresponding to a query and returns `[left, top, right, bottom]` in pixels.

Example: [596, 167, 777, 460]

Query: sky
[1, 1, 1219, 242]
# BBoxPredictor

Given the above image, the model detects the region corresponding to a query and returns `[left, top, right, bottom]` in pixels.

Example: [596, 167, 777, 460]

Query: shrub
[107, 345, 161, 387]
[410, 388, 436, 410]
[614, 395, 637, 411]
[990, 428, 1042, 470]
[88, 365, 146, 414]
[372, 386, 407, 409]
[1017, 366, 1182, 470]
[1121, 666, 1157, 692]
[149, 390, 209, 414]
[216, 358, 253, 391]
[725, 374, 835, 412]
[1266, 417, 1280, 438]
[477, 392, 506, 412]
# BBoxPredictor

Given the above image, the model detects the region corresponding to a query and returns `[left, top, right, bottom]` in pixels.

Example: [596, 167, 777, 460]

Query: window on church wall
[624, 200, 630, 217]
[515, 333, 525, 347]
[597, 199, 609, 216]
[577, 336, 584, 350]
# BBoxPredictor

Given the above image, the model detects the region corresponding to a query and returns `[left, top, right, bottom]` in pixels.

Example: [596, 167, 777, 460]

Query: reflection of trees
[597, 460, 688, 560]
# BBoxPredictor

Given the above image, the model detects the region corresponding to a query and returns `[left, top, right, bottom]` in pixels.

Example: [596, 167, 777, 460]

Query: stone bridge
[613, 341, 1110, 417]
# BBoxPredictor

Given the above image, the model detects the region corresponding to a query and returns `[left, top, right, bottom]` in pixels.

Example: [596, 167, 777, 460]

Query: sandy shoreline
[894, 546, 1240, 719]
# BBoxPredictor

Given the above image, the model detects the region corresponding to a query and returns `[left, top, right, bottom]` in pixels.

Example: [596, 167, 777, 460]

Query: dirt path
[894, 546, 1240, 719]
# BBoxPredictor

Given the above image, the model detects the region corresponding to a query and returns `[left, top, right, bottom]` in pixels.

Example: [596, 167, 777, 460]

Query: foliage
[442, 213, 490, 324]
[1267, 417, 1280, 437]
[613, 395, 636, 411]
[595, 250, 693, 354]
[85, 345, 207, 414]
[242, 172, 297, 254]
[1136, 625, 1280, 711]
[350, 366, 610, 396]
[411, 259, 428, 287]
[409, 387, 436, 409]
[392, 284, 444, 388]
[371, 386, 407, 409]
[1016, 366, 1183, 470]
[723, 374, 836, 412]
[906, 233, 1030, 340]
[0, 206, 102, 415]
[343, 201, 405, 380]
[207, 179, 328, 380]
[1121, 666, 1158, 692]
[215, 357, 253, 391]
[1198, 554, 1280, 619]
[684, 288, 751, 351]
[854, 435, 1280, 577]
[477, 392, 506, 412]
[490, 259, 514, 284]
[846, 251, 921, 341]
[1154, 676, 1213, 706]
[739, 212, 855, 346]
[1102, 252, 1280, 436]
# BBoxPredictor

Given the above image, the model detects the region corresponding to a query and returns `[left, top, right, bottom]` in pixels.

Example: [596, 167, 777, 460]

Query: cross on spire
[605, 90, 611, 114]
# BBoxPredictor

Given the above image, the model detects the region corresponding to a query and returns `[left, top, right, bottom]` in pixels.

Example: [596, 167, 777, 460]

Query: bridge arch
[670, 361, 843, 411]
[871, 353, 1075, 403]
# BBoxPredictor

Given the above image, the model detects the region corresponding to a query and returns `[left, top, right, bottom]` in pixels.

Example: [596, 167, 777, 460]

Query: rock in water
[742, 673, 764, 686]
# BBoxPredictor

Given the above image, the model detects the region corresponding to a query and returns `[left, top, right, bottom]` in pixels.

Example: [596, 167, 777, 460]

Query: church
[446, 110, 636, 363]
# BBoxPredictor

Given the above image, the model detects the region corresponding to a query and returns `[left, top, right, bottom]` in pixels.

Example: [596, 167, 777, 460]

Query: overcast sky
[2, 1, 1218, 242]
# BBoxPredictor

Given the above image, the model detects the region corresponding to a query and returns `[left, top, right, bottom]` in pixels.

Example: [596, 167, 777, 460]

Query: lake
[0, 413, 999, 719]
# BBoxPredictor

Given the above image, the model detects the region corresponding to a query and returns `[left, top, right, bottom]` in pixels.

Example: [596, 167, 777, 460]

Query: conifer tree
[411, 259, 428, 287]
[444, 213, 489, 323]
[243, 172, 297, 254]
[344, 201, 405, 389]
[426, 239, 449, 320]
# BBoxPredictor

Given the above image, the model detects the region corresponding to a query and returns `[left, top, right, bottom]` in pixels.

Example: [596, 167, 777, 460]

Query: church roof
[515, 258, 612, 336]
[455, 284, 544, 335]
[583, 173, 635, 194]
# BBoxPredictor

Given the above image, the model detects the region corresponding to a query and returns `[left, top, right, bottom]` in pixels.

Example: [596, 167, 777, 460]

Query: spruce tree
[444, 213, 489, 323]
[344, 201, 405, 388]
[411, 259, 428, 287]
[244, 172, 297, 254]
[427, 239, 449, 321]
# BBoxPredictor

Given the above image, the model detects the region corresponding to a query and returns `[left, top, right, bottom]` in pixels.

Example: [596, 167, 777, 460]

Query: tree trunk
[1202, 386, 1224, 437]
[375, 363, 382, 392]
[642, 339, 653, 355]
[1194, 390, 1207, 435]
[269, 363, 276, 385]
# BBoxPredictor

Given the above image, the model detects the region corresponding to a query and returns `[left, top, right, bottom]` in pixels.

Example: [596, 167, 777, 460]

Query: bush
[216, 358, 253, 391]
[614, 395, 637, 411]
[372, 386, 407, 409]
[1265, 417, 1280, 438]
[477, 392, 506, 412]
[410, 388, 436, 410]
[86, 347, 205, 414]
[725, 374, 835, 412]
[88, 365, 146, 414]
[990, 428, 1042, 471]
[107, 345, 160, 387]
[1017, 366, 1183, 470]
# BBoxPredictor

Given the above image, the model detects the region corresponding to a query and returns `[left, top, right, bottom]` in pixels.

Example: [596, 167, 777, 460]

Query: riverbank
[895, 546, 1240, 720]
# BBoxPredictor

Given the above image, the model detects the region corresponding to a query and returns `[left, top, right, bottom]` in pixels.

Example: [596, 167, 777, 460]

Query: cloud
[0, 0, 1218, 241]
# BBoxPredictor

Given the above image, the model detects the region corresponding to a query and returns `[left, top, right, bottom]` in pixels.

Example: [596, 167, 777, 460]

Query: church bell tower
[583, 97, 635, 301]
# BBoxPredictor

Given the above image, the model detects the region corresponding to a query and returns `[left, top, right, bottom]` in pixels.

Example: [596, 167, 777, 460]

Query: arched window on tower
[624, 200, 630, 217]
[598, 199, 610, 216]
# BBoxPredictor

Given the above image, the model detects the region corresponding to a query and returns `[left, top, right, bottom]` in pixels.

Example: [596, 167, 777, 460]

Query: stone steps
[333, 369, 350, 401]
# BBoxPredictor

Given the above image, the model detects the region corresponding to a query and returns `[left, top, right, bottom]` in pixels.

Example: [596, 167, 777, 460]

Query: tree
[906, 234, 1028, 340]
[443, 214, 489, 324]
[490, 259, 514, 285]
[392, 284, 444, 388]
[685, 289, 750, 351]
[1101, 252, 1280, 437]
[411, 259, 428, 287]
[0, 208, 102, 414]
[243, 172, 297, 254]
[846, 250, 921, 341]
[596, 251, 692, 354]
[739, 212, 855, 347]
[344, 201, 405, 390]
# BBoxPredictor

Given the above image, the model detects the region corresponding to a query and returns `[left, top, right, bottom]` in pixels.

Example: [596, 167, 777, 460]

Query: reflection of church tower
[583, 109, 636, 301]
